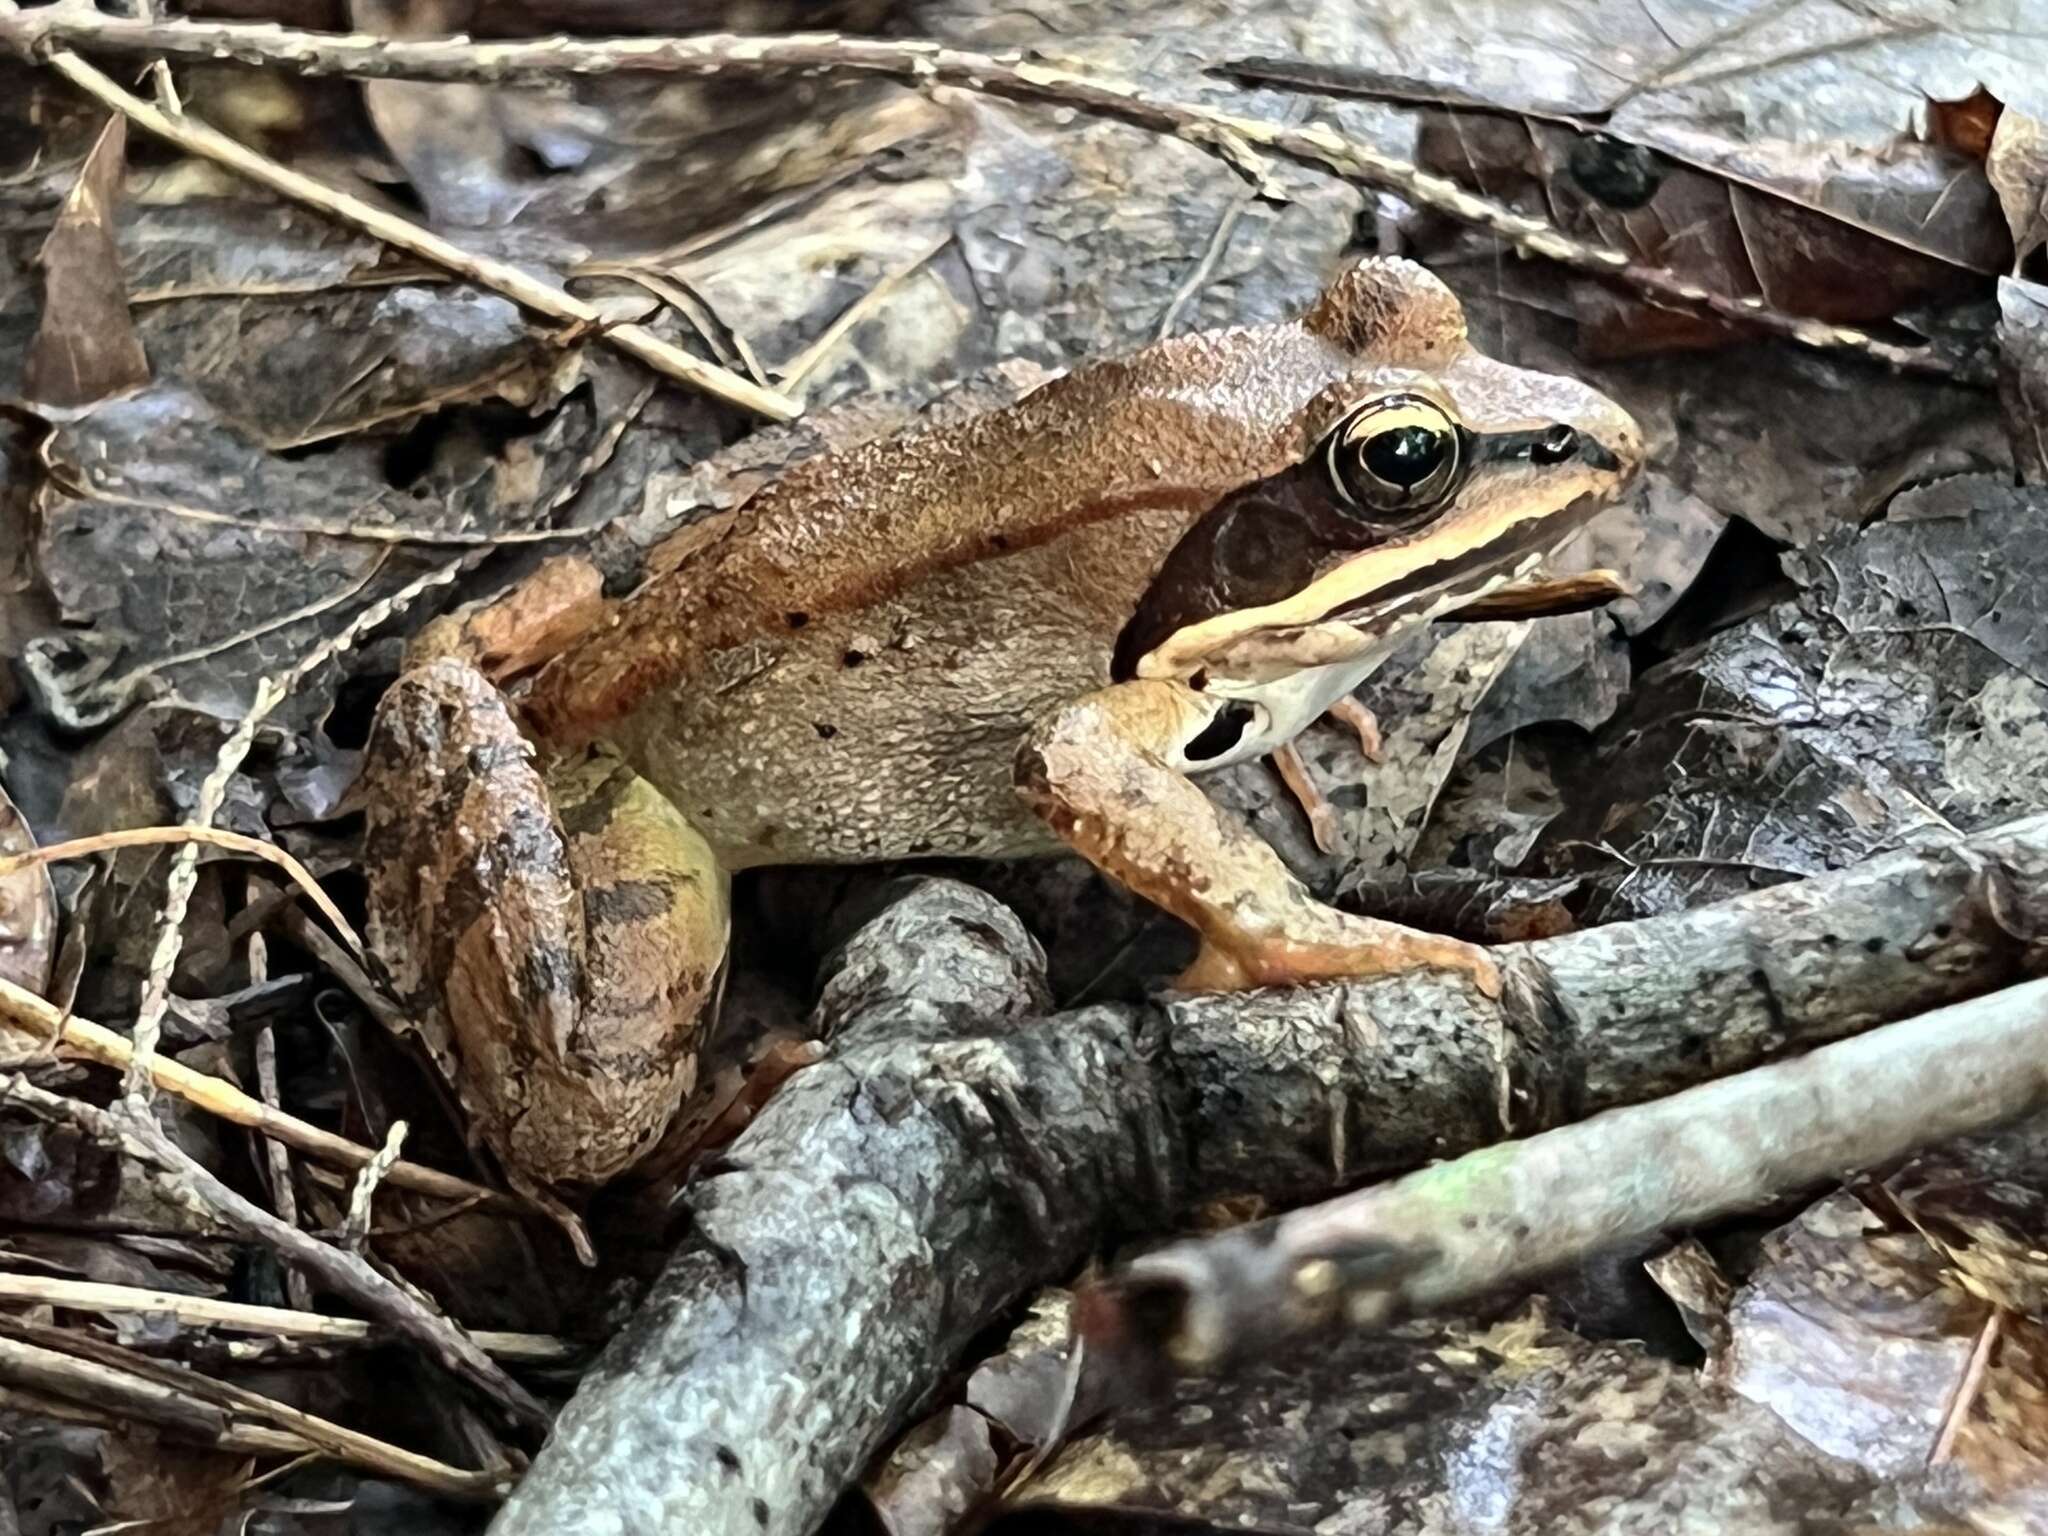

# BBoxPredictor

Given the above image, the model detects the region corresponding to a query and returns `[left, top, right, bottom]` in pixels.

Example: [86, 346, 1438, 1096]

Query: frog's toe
[1175, 921, 1501, 999]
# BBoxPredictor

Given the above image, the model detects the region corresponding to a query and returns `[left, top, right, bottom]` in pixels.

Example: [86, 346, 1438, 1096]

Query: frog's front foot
[1015, 681, 1502, 1000]
[359, 659, 731, 1218]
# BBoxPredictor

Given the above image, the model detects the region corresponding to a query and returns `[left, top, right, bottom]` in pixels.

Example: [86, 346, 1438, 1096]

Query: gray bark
[495, 813, 2048, 1536]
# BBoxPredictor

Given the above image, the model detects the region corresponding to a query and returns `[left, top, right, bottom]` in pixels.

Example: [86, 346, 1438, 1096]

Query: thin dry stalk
[342, 1120, 408, 1252]
[0, 1271, 577, 1363]
[0, 825, 360, 957]
[0, 973, 520, 1215]
[0, 1074, 551, 1433]
[0, 1326, 505, 1498]
[0, 13, 1961, 376]
[3, 29, 798, 421]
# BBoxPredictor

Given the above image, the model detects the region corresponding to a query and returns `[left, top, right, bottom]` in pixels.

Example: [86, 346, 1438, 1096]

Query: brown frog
[359, 259, 1642, 1220]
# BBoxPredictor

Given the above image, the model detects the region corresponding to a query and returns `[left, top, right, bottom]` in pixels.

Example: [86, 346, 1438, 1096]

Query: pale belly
[602, 505, 1199, 867]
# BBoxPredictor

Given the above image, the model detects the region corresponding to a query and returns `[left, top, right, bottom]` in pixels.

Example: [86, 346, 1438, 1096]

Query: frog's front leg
[360, 659, 730, 1207]
[1015, 680, 1500, 997]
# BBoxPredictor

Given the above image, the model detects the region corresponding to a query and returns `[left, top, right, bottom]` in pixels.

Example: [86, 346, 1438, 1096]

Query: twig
[1930, 1306, 2002, 1464]
[0, 14, 1961, 377]
[0, 1324, 505, 1498]
[277, 903, 414, 1039]
[0, 1073, 551, 1434]
[0, 1271, 577, 1363]
[1090, 976, 2048, 1369]
[0, 973, 522, 1215]
[0, 1337, 303, 1456]
[0, 826, 360, 958]
[341, 1120, 407, 1252]
[0, 28, 798, 423]
[777, 232, 953, 392]
[43, 464, 604, 546]
[245, 928, 297, 1292]
[251, 986, 313, 1309]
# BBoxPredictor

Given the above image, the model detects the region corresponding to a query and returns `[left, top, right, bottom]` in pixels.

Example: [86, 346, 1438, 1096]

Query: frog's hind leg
[1014, 680, 1499, 997]
[361, 660, 730, 1214]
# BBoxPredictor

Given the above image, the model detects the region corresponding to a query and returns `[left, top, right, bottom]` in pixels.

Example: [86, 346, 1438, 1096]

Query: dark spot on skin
[585, 879, 677, 927]
[960, 920, 1011, 952]
[1459, 1214, 1478, 1231]
[1014, 744, 1050, 795]
[1821, 933, 1840, 947]
[715, 1446, 741, 1475]
[519, 941, 579, 1005]
[1863, 936, 1885, 954]
[462, 742, 526, 778]
[1184, 701, 1258, 763]
[785, 611, 809, 628]
[556, 766, 638, 837]
[1934, 922, 1953, 939]
[842, 649, 867, 668]
[814, 722, 838, 740]
[753, 1499, 770, 1529]
[1750, 966, 1787, 1032]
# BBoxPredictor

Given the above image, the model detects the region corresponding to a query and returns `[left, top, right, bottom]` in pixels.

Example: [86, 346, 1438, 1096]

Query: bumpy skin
[359, 663, 727, 1198]
[361, 258, 1642, 1193]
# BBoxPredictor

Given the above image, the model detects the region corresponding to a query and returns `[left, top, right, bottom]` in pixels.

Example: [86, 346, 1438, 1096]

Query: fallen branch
[0, 972, 522, 1215]
[0, 13, 1956, 378]
[0, 17, 799, 423]
[0, 1074, 551, 1436]
[495, 814, 2048, 1536]
[0, 1271, 577, 1363]
[1093, 975, 2048, 1368]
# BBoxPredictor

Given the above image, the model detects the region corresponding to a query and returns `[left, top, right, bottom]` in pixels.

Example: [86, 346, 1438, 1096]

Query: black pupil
[1361, 425, 1448, 489]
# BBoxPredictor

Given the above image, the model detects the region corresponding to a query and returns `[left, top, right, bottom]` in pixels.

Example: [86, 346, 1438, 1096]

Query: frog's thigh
[1013, 680, 1499, 997]
[362, 660, 728, 1190]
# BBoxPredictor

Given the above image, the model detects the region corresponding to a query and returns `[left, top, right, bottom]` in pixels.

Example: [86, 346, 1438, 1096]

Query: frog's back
[604, 504, 1195, 866]
[576, 260, 1479, 861]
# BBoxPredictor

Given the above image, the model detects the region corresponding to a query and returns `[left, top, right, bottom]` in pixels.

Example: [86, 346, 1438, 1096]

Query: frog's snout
[1580, 397, 1647, 492]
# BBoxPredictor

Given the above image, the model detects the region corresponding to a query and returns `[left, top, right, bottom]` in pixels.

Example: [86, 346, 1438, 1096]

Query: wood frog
[358, 259, 1642, 1213]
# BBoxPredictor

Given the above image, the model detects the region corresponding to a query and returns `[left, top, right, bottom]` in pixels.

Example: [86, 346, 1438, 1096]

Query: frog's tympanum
[359, 259, 1643, 1207]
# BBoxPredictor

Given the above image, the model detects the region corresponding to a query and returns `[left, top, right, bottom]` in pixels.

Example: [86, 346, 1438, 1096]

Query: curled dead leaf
[0, 777, 57, 1007]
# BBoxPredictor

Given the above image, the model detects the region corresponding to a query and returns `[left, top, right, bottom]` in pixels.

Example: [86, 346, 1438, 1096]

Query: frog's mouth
[1327, 485, 1619, 637]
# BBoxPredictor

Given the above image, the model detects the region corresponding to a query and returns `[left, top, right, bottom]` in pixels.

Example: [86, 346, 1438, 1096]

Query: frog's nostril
[1532, 425, 1580, 465]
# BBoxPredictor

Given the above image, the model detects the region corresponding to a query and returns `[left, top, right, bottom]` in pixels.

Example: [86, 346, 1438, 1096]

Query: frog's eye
[1324, 395, 1462, 520]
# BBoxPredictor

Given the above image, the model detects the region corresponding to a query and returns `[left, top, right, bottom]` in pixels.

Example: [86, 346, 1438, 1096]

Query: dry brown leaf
[350, 0, 531, 226]
[22, 114, 149, 408]
[98, 1429, 248, 1536]
[1988, 106, 2048, 269]
[1996, 276, 2048, 483]
[864, 1406, 1000, 1536]
[0, 777, 56, 1005]
[1927, 85, 2005, 160]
